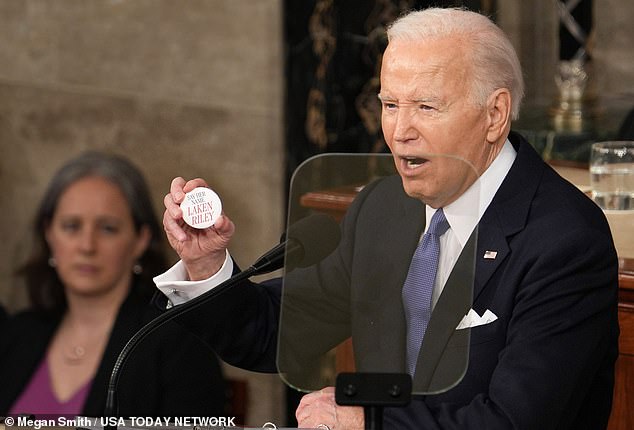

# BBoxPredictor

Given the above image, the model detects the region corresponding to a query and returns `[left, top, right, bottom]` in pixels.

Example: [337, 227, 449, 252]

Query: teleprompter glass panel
[278, 153, 479, 395]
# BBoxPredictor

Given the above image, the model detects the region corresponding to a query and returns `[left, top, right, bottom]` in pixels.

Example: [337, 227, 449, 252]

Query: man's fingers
[169, 176, 214, 205]
[182, 177, 210, 194]
[163, 207, 187, 243]
[170, 177, 187, 203]
[212, 214, 236, 238]
[296, 389, 336, 428]
[164, 191, 183, 219]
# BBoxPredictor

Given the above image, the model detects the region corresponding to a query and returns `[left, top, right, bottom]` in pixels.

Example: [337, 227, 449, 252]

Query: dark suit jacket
[178, 132, 619, 429]
[0, 286, 227, 418]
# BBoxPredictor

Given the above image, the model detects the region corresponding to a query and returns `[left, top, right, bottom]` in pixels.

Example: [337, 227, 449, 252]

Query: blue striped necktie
[402, 208, 450, 375]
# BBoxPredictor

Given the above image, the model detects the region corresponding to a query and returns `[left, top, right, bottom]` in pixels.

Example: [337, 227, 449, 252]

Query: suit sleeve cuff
[153, 249, 234, 306]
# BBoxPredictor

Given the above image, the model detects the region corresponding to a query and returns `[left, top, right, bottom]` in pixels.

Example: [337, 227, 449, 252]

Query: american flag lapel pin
[483, 250, 498, 259]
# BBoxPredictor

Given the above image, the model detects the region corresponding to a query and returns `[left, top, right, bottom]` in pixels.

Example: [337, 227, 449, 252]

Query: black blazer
[178, 132, 619, 429]
[0, 286, 227, 418]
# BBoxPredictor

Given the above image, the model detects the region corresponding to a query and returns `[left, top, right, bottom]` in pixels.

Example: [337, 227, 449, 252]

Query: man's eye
[383, 102, 398, 110]
[419, 104, 434, 111]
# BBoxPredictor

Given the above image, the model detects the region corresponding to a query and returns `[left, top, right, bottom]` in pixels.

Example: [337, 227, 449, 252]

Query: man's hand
[163, 177, 235, 280]
[296, 387, 364, 430]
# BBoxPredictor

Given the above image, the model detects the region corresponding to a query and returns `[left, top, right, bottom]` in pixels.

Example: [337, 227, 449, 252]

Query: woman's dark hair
[17, 151, 167, 313]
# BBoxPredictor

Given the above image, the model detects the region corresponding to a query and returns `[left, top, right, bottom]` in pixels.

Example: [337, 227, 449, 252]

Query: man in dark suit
[157, 7, 619, 429]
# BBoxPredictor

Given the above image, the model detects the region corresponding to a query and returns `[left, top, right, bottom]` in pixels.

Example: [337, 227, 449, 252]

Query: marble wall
[0, 0, 285, 425]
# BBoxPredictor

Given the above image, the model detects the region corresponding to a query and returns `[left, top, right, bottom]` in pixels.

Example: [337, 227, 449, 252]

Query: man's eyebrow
[412, 96, 440, 103]
[377, 94, 440, 103]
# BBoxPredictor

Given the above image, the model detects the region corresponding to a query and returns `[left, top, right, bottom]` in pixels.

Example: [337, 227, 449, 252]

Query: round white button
[180, 187, 222, 229]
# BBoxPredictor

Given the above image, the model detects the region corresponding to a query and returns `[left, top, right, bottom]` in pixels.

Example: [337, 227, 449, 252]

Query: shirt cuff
[153, 249, 234, 306]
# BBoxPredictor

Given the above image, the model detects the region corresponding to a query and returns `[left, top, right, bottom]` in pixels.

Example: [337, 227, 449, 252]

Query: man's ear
[485, 88, 512, 143]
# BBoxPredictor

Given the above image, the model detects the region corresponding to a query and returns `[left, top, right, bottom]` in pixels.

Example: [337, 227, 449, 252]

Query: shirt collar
[425, 138, 517, 246]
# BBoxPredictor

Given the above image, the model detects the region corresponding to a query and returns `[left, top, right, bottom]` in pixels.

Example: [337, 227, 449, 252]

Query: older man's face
[379, 37, 497, 208]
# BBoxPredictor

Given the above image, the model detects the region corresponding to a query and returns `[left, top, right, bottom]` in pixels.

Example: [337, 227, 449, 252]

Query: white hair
[387, 7, 525, 120]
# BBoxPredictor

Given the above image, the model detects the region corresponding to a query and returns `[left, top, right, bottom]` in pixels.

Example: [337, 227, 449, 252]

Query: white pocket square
[456, 309, 498, 330]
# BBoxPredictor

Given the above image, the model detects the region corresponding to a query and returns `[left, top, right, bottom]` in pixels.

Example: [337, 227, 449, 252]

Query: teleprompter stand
[335, 373, 412, 430]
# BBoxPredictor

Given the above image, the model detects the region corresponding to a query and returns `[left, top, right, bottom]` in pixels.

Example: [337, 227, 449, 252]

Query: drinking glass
[590, 141, 634, 211]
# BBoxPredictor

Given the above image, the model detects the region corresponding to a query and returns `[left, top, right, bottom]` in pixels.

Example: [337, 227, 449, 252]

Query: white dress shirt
[429, 139, 516, 308]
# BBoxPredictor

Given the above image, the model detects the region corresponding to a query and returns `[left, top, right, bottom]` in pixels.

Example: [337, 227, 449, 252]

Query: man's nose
[392, 110, 418, 143]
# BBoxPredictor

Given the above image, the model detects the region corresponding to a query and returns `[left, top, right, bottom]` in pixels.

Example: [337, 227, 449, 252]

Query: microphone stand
[103, 213, 340, 428]
[335, 373, 412, 430]
[104, 266, 257, 427]
[104, 241, 302, 427]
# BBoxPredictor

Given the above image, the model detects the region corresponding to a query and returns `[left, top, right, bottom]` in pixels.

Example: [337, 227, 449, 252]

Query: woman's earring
[48, 257, 57, 268]
[133, 263, 143, 275]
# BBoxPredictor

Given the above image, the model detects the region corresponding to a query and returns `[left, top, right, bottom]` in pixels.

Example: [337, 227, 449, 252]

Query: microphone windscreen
[286, 213, 341, 268]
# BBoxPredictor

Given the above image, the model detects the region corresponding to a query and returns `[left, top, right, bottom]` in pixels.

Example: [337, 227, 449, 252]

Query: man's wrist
[186, 253, 226, 281]
[153, 250, 234, 305]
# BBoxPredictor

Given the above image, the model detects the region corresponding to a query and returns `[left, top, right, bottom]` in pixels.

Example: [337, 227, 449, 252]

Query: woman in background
[0, 151, 226, 417]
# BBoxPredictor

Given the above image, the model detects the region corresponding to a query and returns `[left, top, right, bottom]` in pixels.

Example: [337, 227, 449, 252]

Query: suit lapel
[472, 214, 509, 301]
[411, 133, 546, 390]
[0, 314, 59, 411]
[82, 290, 151, 416]
[364, 179, 425, 372]
[473, 133, 544, 300]
[413, 231, 476, 391]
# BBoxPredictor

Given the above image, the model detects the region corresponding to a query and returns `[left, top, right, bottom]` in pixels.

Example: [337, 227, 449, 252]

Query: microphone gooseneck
[252, 212, 342, 273]
[104, 213, 340, 422]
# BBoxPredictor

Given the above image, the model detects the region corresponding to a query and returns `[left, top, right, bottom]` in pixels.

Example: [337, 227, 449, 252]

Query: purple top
[9, 355, 92, 415]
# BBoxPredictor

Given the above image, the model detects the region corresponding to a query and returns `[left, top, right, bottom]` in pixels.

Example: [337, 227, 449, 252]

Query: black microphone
[103, 213, 341, 422]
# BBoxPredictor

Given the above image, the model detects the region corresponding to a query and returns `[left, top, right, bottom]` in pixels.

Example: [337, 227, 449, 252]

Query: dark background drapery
[284, 0, 497, 196]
